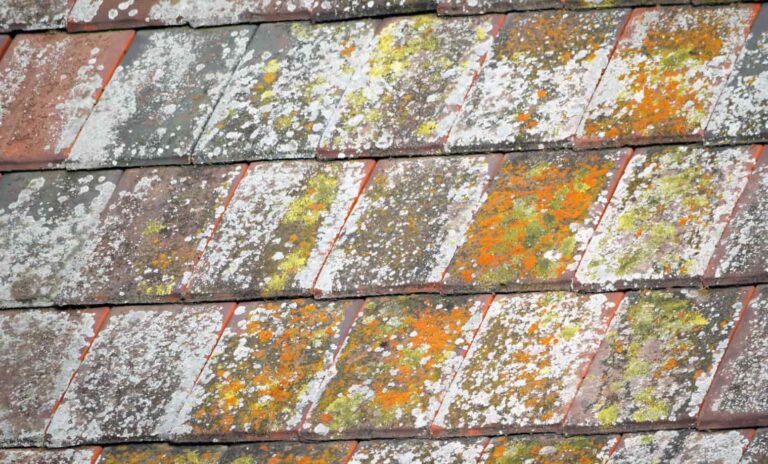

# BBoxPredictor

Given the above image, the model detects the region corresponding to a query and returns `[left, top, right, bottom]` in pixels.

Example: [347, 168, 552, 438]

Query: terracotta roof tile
[312, 0, 436, 21]
[0, 447, 100, 464]
[437, 0, 561, 14]
[66, 27, 254, 169]
[0, 1, 69, 32]
[481, 434, 618, 463]
[221, 441, 355, 463]
[98, 444, 226, 463]
[563, 0, 686, 8]
[46, 303, 233, 446]
[741, 429, 768, 464]
[608, 429, 750, 463]
[348, 438, 487, 463]
[67, 0, 187, 32]
[183, 0, 314, 26]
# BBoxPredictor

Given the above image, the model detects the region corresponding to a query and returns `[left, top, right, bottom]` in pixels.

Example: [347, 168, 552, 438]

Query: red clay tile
[742, 429, 768, 464]
[608, 429, 751, 463]
[0, 35, 9, 57]
[0, 0, 69, 32]
[0, 31, 133, 171]
[0, 447, 101, 464]
[349, 438, 487, 463]
[98, 444, 225, 464]
[437, 0, 561, 14]
[312, 0, 435, 21]
[481, 434, 618, 463]
[221, 442, 356, 463]
[68, 0, 186, 31]
[185, 0, 314, 26]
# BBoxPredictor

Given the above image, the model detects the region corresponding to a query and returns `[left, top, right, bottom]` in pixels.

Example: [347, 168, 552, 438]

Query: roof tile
[221, 442, 355, 463]
[314, 155, 499, 298]
[437, 0, 561, 14]
[318, 14, 502, 158]
[194, 21, 376, 164]
[565, 288, 747, 433]
[66, 26, 254, 169]
[312, 0, 436, 21]
[0, 32, 133, 170]
[575, 145, 756, 291]
[303, 294, 490, 439]
[46, 303, 232, 446]
[98, 444, 226, 464]
[563, 0, 686, 8]
[0, 448, 100, 464]
[448, 10, 627, 153]
[480, 434, 618, 463]
[0, 309, 104, 447]
[608, 429, 750, 463]
[433, 292, 620, 435]
[443, 149, 630, 293]
[0, 170, 121, 308]
[68, 0, 187, 31]
[575, 5, 757, 148]
[0, 0, 68, 32]
[173, 299, 360, 442]
[348, 438, 487, 463]
[59, 165, 244, 306]
[184, 0, 314, 26]
[741, 429, 768, 464]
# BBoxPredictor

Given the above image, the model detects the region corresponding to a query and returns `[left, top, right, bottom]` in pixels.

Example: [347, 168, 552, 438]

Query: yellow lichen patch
[99, 444, 224, 464]
[484, 435, 617, 464]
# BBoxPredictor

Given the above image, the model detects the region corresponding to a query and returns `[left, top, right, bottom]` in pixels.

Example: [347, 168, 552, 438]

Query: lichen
[610, 429, 749, 463]
[98, 444, 225, 464]
[483, 434, 618, 463]
[348, 438, 486, 464]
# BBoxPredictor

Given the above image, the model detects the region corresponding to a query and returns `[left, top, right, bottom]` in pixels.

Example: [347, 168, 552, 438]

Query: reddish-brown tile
[438, 0, 561, 14]
[0, 0, 69, 32]
[0, 447, 101, 464]
[481, 434, 618, 463]
[742, 429, 768, 464]
[98, 444, 225, 464]
[221, 441, 355, 463]
[312, 0, 435, 21]
[349, 438, 487, 464]
[185, 0, 314, 26]
[68, 0, 187, 31]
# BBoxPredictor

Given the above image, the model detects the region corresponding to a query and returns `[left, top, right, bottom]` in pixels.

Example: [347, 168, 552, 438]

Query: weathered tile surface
[195, 21, 376, 163]
[0, 0, 68, 32]
[184, 0, 314, 26]
[46, 304, 232, 446]
[66, 27, 253, 169]
[318, 14, 500, 158]
[576, 6, 756, 148]
[221, 442, 355, 463]
[173, 299, 360, 442]
[565, 288, 746, 432]
[700, 286, 768, 428]
[0, 309, 104, 447]
[315, 155, 498, 298]
[482, 434, 618, 464]
[304, 295, 489, 439]
[312, 0, 435, 21]
[443, 149, 630, 293]
[564, 0, 686, 8]
[437, 0, 561, 14]
[434, 292, 620, 435]
[98, 444, 226, 464]
[742, 429, 768, 464]
[59, 165, 243, 306]
[575, 145, 756, 291]
[0, 32, 133, 170]
[608, 429, 750, 464]
[68, 0, 187, 31]
[349, 438, 487, 464]
[186, 161, 372, 301]
[0, 448, 100, 464]
[448, 10, 627, 153]
[0, 170, 121, 308]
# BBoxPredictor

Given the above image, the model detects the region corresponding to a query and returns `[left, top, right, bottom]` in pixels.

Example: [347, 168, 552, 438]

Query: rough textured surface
[46, 304, 231, 446]
[184, 0, 314, 26]
[448, 10, 627, 153]
[0, 0, 69, 32]
[0, 31, 133, 170]
[315, 155, 498, 298]
[482, 434, 618, 463]
[66, 27, 253, 169]
[173, 299, 360, 442]
[575, 145, 756, 291]
[98, 444, 226, 464]
[564, 0, 686, 8]
[437, 0, 561, 14]
[0, 170, 121, 308]
[312, 0, 435, 21]
[221, 442, 355, 463]
[566, 288, 747, 433]
[195, 21, 376, 163]
[434, 292, 620, 435]
[67, 0, 187, 31]
[609, 429, 750, 463]
[60, 165, 243, 306]
[349, 438, 486, 463]
[741, 429, 768, 464]
[443, 149, 630, 293]
[187, 161, 372, 301]
[0, 448, 100, 464]
[318, 14, 500, 158]
[576, 5, 756, 148]
[0, 309, 103, 447]
[304, 295, 489, 439]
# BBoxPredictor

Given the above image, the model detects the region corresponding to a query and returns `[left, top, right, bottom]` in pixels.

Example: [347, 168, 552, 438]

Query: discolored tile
[0, 170, 121, 308]
[565, 288, 748, 433]
[46, 303, 233, 447]
[303, 294, 490, 439]
[221, 442, 355, 464]
[0, 448, 100, 464]
[742, 429, 768, 464]
[443, 149, 630, 293]
[312, 0, 436, 21]
[66, 26, 254, 169]
[98, 444, 226, 464]
[184, 0, 314, 26]
[59, 165, 244, 306]
[575, 145, 757, 292]
[318, 14, 502, 158]
[0, 309, 105, 447]
[564, 0, 686, 8]
[575, 6, 757, 148]
[68, 0, 187, 31]
[185, 160, 372, 301]
[433, 292, 621, 436]
[608, 429, 750, 464]
[349, 438, 487, 464]
[194, 20, 376, 163]
[448, 10, 627, 153]
[0, 0, 69, 32]
[481, 434, 618, 464]
[0, 31, 133, 170]
[437, 0, 561, 14]
[314, 155, 499, 298]
[173, 299, 361, 442]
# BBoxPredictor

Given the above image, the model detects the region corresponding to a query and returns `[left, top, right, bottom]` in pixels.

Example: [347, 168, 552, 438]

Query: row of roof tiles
[1, 6, 768, 170]
[1, 288, 767, 448]
[2, 428, 768, 463]
[1, 144, 766, 309]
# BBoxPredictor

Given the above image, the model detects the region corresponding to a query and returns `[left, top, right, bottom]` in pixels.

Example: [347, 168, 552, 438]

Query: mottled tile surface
[315, 155, 498, 297]
[195, 21, 376, 163]
[575, 145, 756, 291]
[60, 165, 243, 306]
[68, 0, 187, 31]
[0, 448, 100, 464]
[184, 0, 314, 26]
[608, 429, 750, 464]
[304, 295, 489, 439]
[564, 0, 686, 8]
[187, 161, 370, 301]
[0, 170, 121, 308]
[173, 299, 360, 442]
[434, 292, 620, 435]
[0, 32, 133, 170]
[566, 288, 746, 432]
[0, 0, 68, 32]
[349, 438, 487, 464]
[318, 14, 500, 158]
[700, 286, 768, 428]
[312, 0, 435, 21]
[221, 442, 355, 463]
[67, 26, 253, 169]
[449, 10, 627, 153]
[742, 429, 768, 464]
[46, 304, 231, 446]
[0, 309, 103, 447]
[437, 0, 561, 14]
[444, 149, 630, 293]
[576, 6, 756, 148]
[98, 444, 226, 464]
[482, 434, 618, 464]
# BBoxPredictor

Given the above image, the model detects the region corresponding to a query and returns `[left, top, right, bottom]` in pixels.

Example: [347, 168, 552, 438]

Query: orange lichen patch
[221, 441, 355, 463]
[98, 444, 225, 464]
[482, 434, 618, 463]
